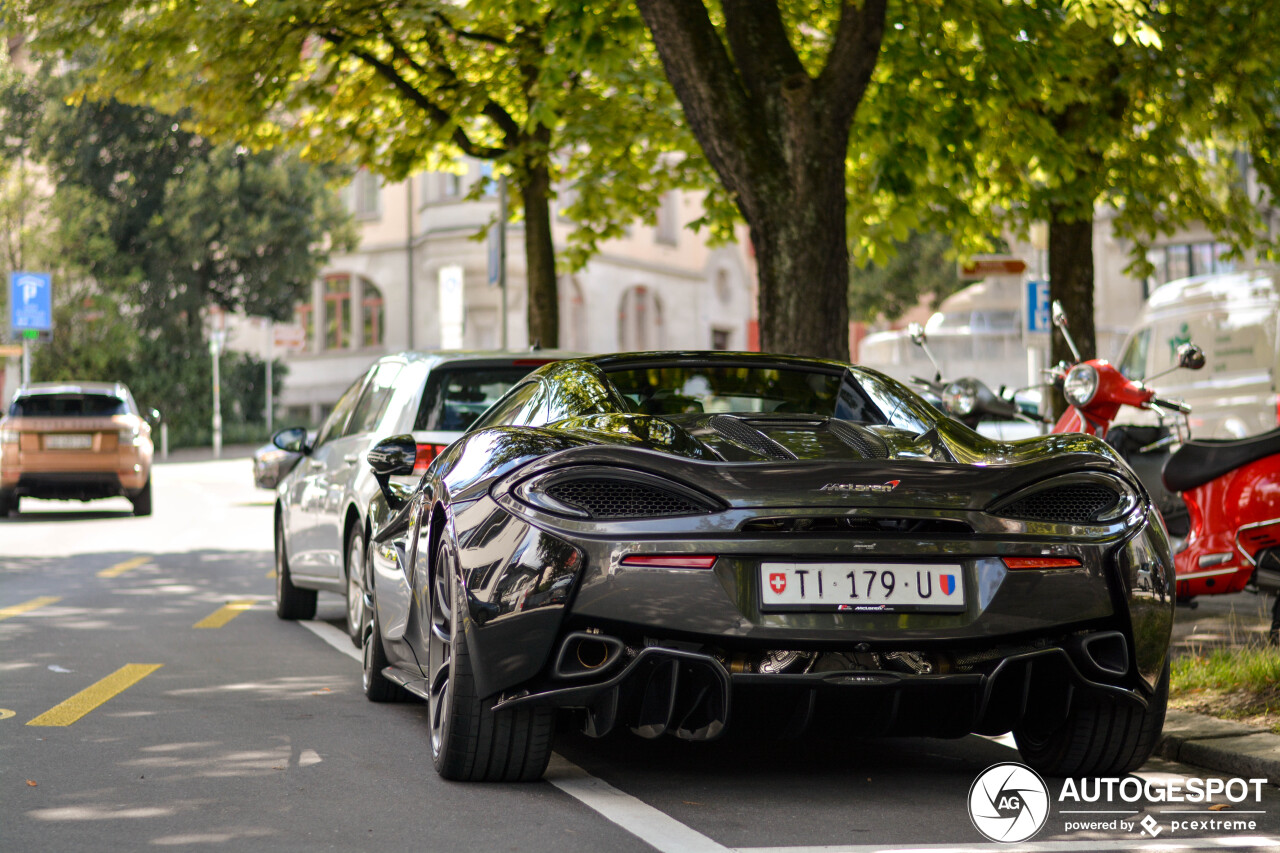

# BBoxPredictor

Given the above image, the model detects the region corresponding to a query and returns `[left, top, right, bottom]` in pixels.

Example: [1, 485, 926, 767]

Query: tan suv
[1, 382, 155, 517]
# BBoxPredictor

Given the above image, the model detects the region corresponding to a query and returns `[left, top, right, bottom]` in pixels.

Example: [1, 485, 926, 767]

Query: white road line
[294, 624, 1280, 853]
[298, 621, 362, 662]
[546, 754, 729, 853]
[735, 839, 1280, 853]
[737, 835, 1280, 850]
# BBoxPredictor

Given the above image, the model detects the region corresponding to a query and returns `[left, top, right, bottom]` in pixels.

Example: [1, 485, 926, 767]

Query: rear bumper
[494, 641, 1146, 742]
[10, 471, 146, 501]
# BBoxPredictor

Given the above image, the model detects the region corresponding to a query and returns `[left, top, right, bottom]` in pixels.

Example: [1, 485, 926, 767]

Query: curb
[1157, 710, 1280, 782]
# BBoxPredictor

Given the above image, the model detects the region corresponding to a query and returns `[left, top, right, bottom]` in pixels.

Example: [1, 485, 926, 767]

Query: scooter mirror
[1051, 300, 1068, 329]
[907, 322, 926, 346]
[1177, 342, 1206, 371]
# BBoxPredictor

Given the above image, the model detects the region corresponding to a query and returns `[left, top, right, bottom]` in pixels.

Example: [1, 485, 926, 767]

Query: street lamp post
[210, 329, 227, 459]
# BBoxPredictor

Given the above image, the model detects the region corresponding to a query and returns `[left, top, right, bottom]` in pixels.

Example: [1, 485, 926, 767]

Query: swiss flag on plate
[769, 573, 787, 594]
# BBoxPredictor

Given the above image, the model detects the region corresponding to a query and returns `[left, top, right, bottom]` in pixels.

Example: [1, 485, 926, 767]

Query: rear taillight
[1002, 557, 1082, 570]
[620, 555, 717, 569]
[1275, 394, 1280, 426]
[413, 443, 448, 473]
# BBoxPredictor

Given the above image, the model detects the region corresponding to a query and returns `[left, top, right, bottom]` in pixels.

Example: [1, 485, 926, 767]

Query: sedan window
[467, 381, 544, 431]
[345, 361, 404, 437]
[315, 373, 368, 447]
[414, 365, 545, 432]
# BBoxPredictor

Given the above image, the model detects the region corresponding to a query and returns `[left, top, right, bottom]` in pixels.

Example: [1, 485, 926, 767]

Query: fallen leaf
[26, 780, 37, 787]
[1209, 803, 1232, 811]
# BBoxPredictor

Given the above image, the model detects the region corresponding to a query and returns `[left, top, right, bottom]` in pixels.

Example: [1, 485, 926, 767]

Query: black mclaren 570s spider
[354, 352, 1173, 782]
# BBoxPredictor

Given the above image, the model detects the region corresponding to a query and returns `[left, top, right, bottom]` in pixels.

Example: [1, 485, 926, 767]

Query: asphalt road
[4, 459, 1280, 852]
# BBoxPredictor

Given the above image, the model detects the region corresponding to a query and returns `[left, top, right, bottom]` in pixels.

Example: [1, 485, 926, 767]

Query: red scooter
[1048, 303, 1280, 640]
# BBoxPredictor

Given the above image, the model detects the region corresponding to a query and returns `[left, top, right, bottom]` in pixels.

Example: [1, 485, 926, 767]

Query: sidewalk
[153, 443, 259, 464]
[1159, 710, 1280, 780]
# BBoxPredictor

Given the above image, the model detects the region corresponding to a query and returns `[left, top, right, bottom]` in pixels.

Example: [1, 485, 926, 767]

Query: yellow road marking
[26, 664, 163, 727]
[193, 600, 255, 629]
[0, 709, 15, 720]
[0, 596, 61, 621]
[97, 557, 150, 578]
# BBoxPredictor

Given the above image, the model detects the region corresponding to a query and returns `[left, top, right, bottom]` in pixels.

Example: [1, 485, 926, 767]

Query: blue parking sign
[10, 271, 52, 333]
[1026, 280, 1050, 333]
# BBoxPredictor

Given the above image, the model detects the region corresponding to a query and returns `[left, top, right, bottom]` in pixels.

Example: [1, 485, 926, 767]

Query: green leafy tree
[848, 231, 966, 324]
[1, 65, 352, 444]
[25, 0, 701, 349]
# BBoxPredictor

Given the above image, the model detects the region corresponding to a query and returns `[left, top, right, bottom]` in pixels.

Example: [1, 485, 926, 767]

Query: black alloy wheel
[275, 512, 316, 620]
[345, 526, 367, 646]
[428, 537, 553, 782]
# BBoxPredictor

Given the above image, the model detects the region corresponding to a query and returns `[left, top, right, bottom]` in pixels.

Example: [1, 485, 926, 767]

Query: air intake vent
[708, 415, 795, 460]
[827, 420, 889, 459]
[998, 483, 1120, 523]
[546, 478, 712, 519]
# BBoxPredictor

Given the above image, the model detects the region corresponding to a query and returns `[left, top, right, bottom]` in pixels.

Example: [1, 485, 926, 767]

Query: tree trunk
[637, 0, 885, 362]
[520, 160, 558, 349]
[750, 156, 850, 359]
[1048, 208, 1096, 417]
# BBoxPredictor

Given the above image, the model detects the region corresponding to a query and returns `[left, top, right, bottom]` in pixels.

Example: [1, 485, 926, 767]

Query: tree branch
[318, 31, 507, 159]
[636, 0, 776, 208]
[815, 0, 887, 129]
[720, 0, 807, 106]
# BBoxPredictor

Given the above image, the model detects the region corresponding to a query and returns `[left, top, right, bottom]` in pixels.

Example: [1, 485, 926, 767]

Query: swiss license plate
[760, 562, 966, 612]
[44, 434, 93, 450]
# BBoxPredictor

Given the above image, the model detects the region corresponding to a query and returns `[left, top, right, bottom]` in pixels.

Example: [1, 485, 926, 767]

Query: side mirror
[1051, 300, 1068, 329]
[1177, 343, 1206, 371]
[273, 426, 309, 454]
[907, 322, 926, 346]
[147, 407, 162, 425]
[367, 434, 417, 477]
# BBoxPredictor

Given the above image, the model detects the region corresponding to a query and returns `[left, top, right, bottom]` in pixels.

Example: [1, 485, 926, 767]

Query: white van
[1114, 269, 1280, 438]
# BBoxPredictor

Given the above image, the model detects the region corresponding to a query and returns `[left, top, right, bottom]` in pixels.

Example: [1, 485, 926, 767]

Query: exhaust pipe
[553, 632, 625, 679]
[1070, 631, 1129, 678]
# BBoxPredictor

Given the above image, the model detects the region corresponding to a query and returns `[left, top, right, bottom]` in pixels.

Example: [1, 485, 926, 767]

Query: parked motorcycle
[906, 323, 1039, 430]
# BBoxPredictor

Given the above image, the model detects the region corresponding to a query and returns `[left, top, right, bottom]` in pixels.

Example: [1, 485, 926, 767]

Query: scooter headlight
[943, 379, 978, 417]
[1063, 364, 1099, 408]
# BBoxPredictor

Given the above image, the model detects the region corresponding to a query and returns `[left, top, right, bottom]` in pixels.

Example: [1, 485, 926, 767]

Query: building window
[342, 169, 380, 218]
[362, 280, 385, 347]
[303, 273, 386, 352]
[295, 300, 315, 351]
[440, 170, 462, 199]
[618, 285, 664, 351]
[1157, 241, 1236, 288]
[655, 191, 679, 246]
[324, 275, 352, 349]
[712, 328, 731, 350]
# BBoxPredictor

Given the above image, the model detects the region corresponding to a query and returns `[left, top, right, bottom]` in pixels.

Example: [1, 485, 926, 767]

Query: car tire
[429, 538, 554, 782]
[0, 489, 15, 516]
[1014, 660, 1169, 777]
[275, 513, 316, 620]
[362, 601, 411, 703]
[345, 526, 367, 647]
[130, 478, 153, 517]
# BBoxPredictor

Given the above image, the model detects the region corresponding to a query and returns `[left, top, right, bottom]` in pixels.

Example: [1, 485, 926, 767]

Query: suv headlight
[118, 425, 143, 445]
[1, 428, 18, 445]
[1063, 364, 1099, 408]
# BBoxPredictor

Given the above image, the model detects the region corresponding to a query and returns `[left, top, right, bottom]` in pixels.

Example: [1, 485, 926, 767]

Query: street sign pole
[21, 337, 30, 387]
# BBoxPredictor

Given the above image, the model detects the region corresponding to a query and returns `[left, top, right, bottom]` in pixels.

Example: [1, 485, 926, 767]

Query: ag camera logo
[968, 762, 1050, 843]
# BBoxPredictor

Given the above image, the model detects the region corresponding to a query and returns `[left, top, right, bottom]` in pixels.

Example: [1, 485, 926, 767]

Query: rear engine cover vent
[999, 483, 1119, 524]
[708, 415, 795, 460]
[827, 420, 890, 459]
[741, 516, 972, 535]
[546, 478, 711, 519]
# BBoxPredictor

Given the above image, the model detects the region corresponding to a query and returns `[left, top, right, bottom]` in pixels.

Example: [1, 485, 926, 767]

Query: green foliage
[23, 0, 710, 344]
[848, 231, 967, 323]
[2, 61, 349, 445]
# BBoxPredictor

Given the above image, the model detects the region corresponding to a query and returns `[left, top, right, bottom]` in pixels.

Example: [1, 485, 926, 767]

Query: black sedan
[359, 352, 1174, 782]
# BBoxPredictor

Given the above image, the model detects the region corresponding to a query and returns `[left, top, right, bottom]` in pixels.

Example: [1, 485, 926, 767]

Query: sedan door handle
[343, 454, 359, 465]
